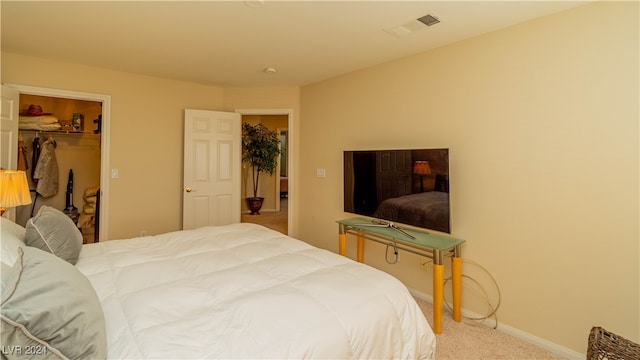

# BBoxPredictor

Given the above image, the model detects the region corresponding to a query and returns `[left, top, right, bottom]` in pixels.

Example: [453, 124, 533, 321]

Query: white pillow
[0, 217, 26, 266]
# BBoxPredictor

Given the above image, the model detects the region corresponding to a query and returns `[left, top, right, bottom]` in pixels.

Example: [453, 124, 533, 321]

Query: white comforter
[76, 223, 436, 359]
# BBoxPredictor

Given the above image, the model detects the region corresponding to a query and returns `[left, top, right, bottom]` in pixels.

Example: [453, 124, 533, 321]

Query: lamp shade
[0, 170, 32, 209]
[413, 161, 431, 175]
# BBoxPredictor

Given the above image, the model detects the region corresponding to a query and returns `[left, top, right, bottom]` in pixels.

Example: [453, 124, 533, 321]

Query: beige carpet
[241, 197, 288, 235]
[413, 297, 566, 359]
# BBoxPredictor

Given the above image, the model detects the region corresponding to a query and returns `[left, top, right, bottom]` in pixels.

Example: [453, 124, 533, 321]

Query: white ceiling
[1, 1, 589, 87]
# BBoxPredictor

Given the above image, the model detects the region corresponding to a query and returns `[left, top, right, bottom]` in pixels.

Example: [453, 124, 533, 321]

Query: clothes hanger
[46, 134, 57, 148]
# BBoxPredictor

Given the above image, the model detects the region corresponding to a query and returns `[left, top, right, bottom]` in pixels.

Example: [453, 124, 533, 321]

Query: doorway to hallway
[235, 108, 293, 236]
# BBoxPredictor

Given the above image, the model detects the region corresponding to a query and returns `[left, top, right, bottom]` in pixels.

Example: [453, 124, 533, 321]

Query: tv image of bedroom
[344, 148, 450, 233]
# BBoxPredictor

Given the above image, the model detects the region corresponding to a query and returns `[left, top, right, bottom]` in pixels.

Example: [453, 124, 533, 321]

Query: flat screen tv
[344, 148, 450, 233]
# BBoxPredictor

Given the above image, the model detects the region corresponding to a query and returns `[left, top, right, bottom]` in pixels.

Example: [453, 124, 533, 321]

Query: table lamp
[413, 161, 431, 192]
[0, 170, 32, 216]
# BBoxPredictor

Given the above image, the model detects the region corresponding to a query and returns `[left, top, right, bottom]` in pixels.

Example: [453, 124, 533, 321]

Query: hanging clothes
[31, 135, 41, 181]
[17, 135, 28, 171]
[33, 136, 59, 197]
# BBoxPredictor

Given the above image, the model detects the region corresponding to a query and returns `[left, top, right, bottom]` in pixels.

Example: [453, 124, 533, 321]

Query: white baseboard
[241, 208, 277, 214]
[409, 289, 584, 360]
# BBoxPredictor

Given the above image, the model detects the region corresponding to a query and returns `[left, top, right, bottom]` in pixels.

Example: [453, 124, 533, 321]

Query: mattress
[75, 222, 436, 359]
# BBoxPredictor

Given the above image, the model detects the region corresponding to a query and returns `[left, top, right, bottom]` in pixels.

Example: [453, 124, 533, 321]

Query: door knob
[185, 187, 193, 193]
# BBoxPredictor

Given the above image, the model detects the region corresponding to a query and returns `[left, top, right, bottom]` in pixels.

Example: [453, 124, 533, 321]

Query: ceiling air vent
[384, 13, 441, 38]
[417, 14, 440, 27]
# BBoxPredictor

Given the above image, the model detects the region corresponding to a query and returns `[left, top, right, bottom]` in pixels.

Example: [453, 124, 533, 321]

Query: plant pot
[246, 197, 264, 215]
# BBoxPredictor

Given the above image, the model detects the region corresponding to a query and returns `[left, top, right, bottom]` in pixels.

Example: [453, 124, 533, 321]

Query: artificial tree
[241, 122, 282, 214]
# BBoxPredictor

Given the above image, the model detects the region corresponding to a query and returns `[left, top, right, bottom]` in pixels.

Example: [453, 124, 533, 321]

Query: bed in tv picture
[343, 148, 450, 233]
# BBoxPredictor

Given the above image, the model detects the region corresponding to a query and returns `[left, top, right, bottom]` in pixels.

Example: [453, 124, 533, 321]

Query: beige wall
[1, 53, 300, 239]
[298, 1, 638, 355]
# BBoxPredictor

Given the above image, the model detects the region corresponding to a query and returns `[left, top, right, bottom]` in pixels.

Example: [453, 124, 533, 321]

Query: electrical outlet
[420, 257, 431, 271]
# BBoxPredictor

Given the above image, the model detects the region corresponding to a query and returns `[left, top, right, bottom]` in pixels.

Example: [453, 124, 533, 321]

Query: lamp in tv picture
[0, 170, 32, 216]
[413, 161, 431, 193]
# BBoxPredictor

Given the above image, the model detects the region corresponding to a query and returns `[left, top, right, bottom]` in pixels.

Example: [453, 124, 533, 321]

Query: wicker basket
[587, 327, 640, 360]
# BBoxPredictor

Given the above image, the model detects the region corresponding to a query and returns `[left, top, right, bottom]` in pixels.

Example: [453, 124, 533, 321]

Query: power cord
[385, 240, 399, 264]
[442, 258, 502, 328]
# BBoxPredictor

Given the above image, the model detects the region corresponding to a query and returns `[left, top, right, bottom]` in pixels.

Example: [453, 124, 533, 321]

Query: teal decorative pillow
[0, 246, 107, 359]
[25, 205, 82, 264]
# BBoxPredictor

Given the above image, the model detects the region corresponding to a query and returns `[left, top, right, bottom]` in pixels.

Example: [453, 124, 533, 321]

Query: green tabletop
[337, 217, 465, 251]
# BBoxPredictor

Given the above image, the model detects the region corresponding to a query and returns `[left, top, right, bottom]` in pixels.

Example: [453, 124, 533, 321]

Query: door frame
[5, 83, 111, 241]
[235, 108, 293, 236]
[276, 127, 288, 212]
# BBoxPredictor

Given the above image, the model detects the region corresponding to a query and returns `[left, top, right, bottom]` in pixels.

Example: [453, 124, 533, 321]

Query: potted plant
[242, 122, 282, 215]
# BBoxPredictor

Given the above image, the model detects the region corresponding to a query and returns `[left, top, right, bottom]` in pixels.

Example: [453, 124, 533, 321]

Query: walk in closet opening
[16, 93, 104, 243]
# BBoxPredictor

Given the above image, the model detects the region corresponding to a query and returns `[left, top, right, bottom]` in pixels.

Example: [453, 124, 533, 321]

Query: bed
[1, 207, 436, 359]
[373, 191, 450, 233]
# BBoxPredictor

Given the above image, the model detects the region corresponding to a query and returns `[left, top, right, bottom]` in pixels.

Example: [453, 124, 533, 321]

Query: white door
[183, 109, 241, 229]
[0, 86, 21, 220]
[0, 86, 19, 170]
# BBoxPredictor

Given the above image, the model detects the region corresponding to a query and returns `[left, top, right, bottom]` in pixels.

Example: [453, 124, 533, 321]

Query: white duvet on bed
[76, 223, 436, 359]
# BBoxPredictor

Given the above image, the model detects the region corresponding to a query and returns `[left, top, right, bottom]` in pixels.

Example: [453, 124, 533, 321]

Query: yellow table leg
[452, 256, 462, 322]
[339, 233, 346, 256]
[357, 231, 364, 263]
[433, 263, 444, 334]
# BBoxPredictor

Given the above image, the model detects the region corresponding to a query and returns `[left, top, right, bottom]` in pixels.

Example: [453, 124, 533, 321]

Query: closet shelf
[19, 129, 99, 136]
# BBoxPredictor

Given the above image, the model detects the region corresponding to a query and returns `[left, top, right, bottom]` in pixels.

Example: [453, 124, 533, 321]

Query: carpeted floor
[241, 197, 288, 235]
[413, 297, 566, 359]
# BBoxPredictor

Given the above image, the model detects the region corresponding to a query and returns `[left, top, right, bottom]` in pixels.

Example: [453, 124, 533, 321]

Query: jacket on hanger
[33, 136, 58, 197]
[17, 136, 28, 171]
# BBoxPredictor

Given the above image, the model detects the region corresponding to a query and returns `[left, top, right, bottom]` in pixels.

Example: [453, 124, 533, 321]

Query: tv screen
[344, 149, 450, 233]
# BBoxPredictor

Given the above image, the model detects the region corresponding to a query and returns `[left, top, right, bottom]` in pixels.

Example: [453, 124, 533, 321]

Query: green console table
[337, 217, 465, 334]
